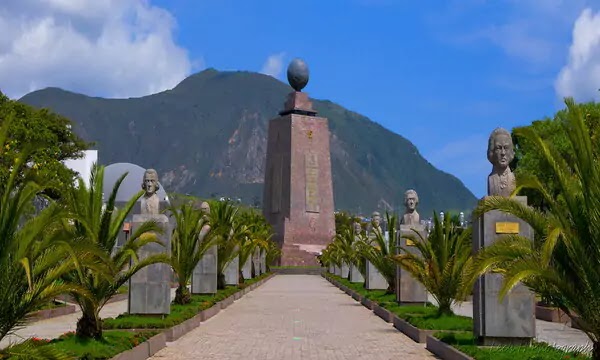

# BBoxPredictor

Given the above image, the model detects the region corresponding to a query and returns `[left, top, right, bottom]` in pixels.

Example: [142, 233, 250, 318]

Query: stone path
[0, 289, 177, 349]
[150, 275, 435, 360]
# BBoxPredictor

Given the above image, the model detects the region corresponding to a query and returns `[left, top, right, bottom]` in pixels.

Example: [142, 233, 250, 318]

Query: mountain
[19, 69, 477, 216]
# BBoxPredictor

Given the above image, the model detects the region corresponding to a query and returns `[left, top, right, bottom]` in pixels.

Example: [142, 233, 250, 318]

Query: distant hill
[20, 69, 477, 216]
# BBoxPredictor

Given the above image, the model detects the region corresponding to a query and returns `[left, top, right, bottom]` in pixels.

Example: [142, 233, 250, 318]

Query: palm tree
[357, 212, 398, 293]
[0, 115, 87, 359]
[472, 98, 600, 359]
[169, 202, 216, 305]
[264, 239, 281, 272]
[394, 212, 472, 315]
[210, 200, 244, 289]
[61, 164, 169, 339]
[237, 211, 271, 282]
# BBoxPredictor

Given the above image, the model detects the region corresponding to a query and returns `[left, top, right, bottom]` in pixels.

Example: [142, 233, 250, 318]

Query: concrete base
[191, 245, 217, 294]
[473, 196, 535, 343]
[365, 261, 387, 290]
[340, 262, 349, 279]
[224, 256, 239, 285]
[242, 257, 252, 279]
[129, 214, 171, 315]
[349, 264, 364, 283]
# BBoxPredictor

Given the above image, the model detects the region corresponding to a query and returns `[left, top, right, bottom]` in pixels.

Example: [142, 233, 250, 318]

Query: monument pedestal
[366, 261, 388, 290]
[224, 256, 239, 285]
[242, 257, 252, 279]
[349, 264, 364, 283]
[473, 196, 535, 345]
[340, 262, 349, 278]
[260, 250, 267, 274]
[396, 225, 428, 304]
[191, 245, 217, 294]
[263, 91, 336, 266]
[129, 214, 171, 315]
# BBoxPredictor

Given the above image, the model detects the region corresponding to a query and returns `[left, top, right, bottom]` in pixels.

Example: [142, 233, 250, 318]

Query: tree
[512, 100, 600, 209]
[0, 92, 88, 200]
[169, 202, 216, 305]
[62, 164, 168, 339]
[356, 212, 398, 293]
[394, 212, 472, 316]
[473, 98, 600, 359]
[237, 210, 272, 281]
[0, 116, 87, 359]
[210, 200, 243, 289]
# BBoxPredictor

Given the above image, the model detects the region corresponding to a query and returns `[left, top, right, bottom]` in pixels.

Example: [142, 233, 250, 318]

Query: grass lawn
[28, 330, 160, 360]
[435, 332, 591, 360]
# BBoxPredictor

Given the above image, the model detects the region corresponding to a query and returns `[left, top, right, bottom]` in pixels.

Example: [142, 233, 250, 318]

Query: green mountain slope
[20, 69, 476, 216]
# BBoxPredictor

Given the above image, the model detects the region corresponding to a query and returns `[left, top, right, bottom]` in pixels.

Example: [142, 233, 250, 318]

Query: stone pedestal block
[252, 248, 260, 276]
[129, 214, 171, 315]
[334, 265, 341, 276]
[396, 225, 428, 304]
[260, 250, 267, 274]
[242, 256, 252, 279]
[341, 262, 349, 278]
[262, 92, 336, 266]
[224, 256, 239, 285]
[365, 261, 388, 290]
[329, 264, 335, 274]
[349, 264, 364, 283]
[473, 196, 535, 345]
[191, 245, 217, 294]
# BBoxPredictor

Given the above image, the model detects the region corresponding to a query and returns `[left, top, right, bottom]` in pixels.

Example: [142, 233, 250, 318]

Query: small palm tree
[237, 211, 271, 282]
[472, 98, 600, 359]
[210, 200, 244, 289]
[169, 202, 216, 305]
[264, 239, 281, 272]
[394, 212, 472, 316]
[62, 164, 168, 339]
[0, 116, 87, 359]
[357, 212, 398, 293]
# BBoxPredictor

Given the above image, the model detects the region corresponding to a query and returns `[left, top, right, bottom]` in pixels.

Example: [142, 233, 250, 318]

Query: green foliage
[0, 116, 87, 351]
[236, 210, 272, 280]
[394, 211, 473, 316]
[473, 98, 600, 358]
[513, 100, 600, 209]
[43, 330, 158, 360]
[61, 164, 169, 339]
[20, 71, 476, 214]
[435, 332, 590, 360]
[334, 211, 355, 235]
[168, 202, 216, 305]
[0, 91, 87, 199]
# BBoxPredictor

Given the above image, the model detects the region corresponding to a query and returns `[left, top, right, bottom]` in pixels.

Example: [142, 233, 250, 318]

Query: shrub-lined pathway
[149, 275, 434, 360]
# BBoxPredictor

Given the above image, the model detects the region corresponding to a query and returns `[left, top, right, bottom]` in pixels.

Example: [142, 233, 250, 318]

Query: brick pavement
[150, 275, 435, 360]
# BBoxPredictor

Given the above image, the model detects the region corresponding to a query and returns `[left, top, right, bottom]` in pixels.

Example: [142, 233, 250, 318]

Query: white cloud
[260, 52, 286, 78]
[555, 8, 600, 102]
[0, 0, 194, 99]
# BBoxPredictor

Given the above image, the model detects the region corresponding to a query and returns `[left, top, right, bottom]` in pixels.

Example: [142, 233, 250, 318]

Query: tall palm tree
[472, 98, 600, 359]
[169, 202, 216, 305]
[394, 212, 472, 315]
[62, 164, 168, 339]
[357, 212, 398, 293]
[0, 115, 87, 359]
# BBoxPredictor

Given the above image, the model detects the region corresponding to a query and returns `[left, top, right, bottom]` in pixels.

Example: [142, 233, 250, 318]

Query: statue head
[404, 189, 419, 212]
[141, 169, 159, 196]
[353, 220, 362, 234]
[487, 128, 514, 172]
[200, 201, 211, 215]
[371, 211, 381, 228]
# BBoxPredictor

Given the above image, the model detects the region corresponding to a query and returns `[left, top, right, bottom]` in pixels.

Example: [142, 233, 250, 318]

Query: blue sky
[1, 0, 600, 197]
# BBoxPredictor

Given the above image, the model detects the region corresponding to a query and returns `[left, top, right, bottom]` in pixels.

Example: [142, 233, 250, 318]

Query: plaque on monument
[472, 129, 535, 345]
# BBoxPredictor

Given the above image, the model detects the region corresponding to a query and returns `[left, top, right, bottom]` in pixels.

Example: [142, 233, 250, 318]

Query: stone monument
[396, 189, 428, 304]
[349, 220, 365, 283]
[260, 248, 267, 274]
[262, 58, 336, 266]
[192, 201, 217, 294]
[129, 169, 171, 315]
[365, 212, 388, 290]
[473, 128, 535, 345]
[242, 256, 252, 279]
[224, 254, 239, 285]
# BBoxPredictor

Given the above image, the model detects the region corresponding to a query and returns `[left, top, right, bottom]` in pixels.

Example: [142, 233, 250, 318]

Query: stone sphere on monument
[287, 58, 309, 92]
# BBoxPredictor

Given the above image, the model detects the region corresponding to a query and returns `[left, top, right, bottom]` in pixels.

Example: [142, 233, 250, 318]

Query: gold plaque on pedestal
[495, 222, 520, 234]
[405, 239, 415, 246]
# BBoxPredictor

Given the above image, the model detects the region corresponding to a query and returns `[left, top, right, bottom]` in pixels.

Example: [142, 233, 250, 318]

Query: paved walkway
[150, 275, 435, 360]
